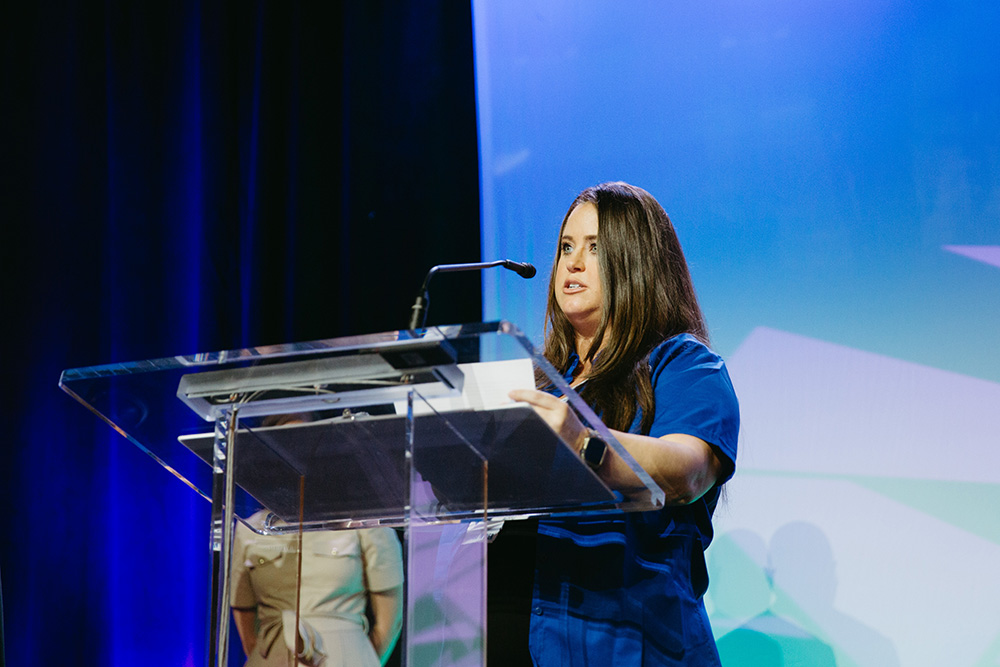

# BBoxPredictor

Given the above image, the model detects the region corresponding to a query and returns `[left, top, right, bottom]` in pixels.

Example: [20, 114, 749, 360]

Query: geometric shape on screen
[843, 476, 1000, 546]
[726, 327, 1000, 483]
[943, 244, 1000, 269]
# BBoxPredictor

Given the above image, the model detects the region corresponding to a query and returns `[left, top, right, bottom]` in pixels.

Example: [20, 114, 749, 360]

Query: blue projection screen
[473, 1, 1000, 664]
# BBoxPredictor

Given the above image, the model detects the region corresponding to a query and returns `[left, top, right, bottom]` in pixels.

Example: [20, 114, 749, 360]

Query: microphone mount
[408, 260, 537, 330]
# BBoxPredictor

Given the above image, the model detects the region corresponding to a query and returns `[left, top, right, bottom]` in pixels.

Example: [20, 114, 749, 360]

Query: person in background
[230, 414, 404, 667]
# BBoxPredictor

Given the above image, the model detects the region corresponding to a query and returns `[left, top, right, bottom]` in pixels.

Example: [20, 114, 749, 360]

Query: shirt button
[533, 607, 542, 616]
[331, 548, 338, 555]
[258, 558, 266, 564]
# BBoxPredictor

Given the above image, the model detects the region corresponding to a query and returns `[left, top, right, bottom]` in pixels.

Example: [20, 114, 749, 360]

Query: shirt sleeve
[644, 335, 740, 482]
[359, 527, 404, 593]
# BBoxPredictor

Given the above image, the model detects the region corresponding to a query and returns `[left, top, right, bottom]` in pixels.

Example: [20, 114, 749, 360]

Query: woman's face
[555, 202, 603, 337]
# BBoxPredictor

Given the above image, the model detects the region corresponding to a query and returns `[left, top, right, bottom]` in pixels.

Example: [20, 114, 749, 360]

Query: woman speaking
[496, 181, 740, 666]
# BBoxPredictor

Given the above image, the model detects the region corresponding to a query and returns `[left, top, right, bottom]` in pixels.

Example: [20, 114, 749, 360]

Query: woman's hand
[508, 389, 588, 451]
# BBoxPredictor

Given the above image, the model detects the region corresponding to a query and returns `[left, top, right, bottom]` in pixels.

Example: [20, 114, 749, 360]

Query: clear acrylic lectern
[59, 321, 664, 667]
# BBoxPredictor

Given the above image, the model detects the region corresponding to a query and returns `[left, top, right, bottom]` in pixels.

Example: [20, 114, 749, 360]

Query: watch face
[582, 433, 607, 470]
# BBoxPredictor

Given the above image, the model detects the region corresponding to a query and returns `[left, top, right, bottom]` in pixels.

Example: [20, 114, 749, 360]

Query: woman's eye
[561, 242, 573, 254]
[589, 242, 598, 254]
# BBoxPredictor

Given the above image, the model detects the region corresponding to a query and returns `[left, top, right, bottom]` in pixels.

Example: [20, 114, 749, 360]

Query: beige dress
[231, 517, 404, 667]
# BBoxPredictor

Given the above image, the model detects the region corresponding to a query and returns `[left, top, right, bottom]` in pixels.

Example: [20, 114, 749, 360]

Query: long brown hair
[540, 182, 708, 434]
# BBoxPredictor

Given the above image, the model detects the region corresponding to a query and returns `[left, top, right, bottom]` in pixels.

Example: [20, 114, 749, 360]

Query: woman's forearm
[368, 587, 403, 664]
[602, 429, 723, 504]
[507, 388, 723, 503]
[232, 608, 258, 658]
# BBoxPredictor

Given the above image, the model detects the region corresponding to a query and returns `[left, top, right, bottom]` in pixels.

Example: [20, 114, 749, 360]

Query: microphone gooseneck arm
[408, 259, 537, 330]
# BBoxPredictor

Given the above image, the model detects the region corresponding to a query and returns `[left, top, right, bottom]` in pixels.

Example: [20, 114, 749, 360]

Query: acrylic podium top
[60, 321, 663, 529]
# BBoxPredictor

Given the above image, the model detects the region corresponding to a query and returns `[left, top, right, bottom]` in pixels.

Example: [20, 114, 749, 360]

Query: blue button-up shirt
[529, 334, 740, 666]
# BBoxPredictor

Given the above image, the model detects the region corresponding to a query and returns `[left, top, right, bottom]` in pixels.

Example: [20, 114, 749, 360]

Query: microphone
[501, 260, 536, 279]
[408, 259, 537, 330]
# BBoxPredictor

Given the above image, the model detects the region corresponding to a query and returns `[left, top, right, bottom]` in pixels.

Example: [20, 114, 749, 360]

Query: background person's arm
[368, 586, 403, 664]
[232, 608, 258, 658]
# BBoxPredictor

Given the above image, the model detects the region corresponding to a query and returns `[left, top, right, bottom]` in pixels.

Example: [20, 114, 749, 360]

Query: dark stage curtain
[0, 2, 480, 664]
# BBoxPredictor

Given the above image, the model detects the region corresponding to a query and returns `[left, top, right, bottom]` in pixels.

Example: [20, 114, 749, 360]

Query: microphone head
[504, 260, 536, 279]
